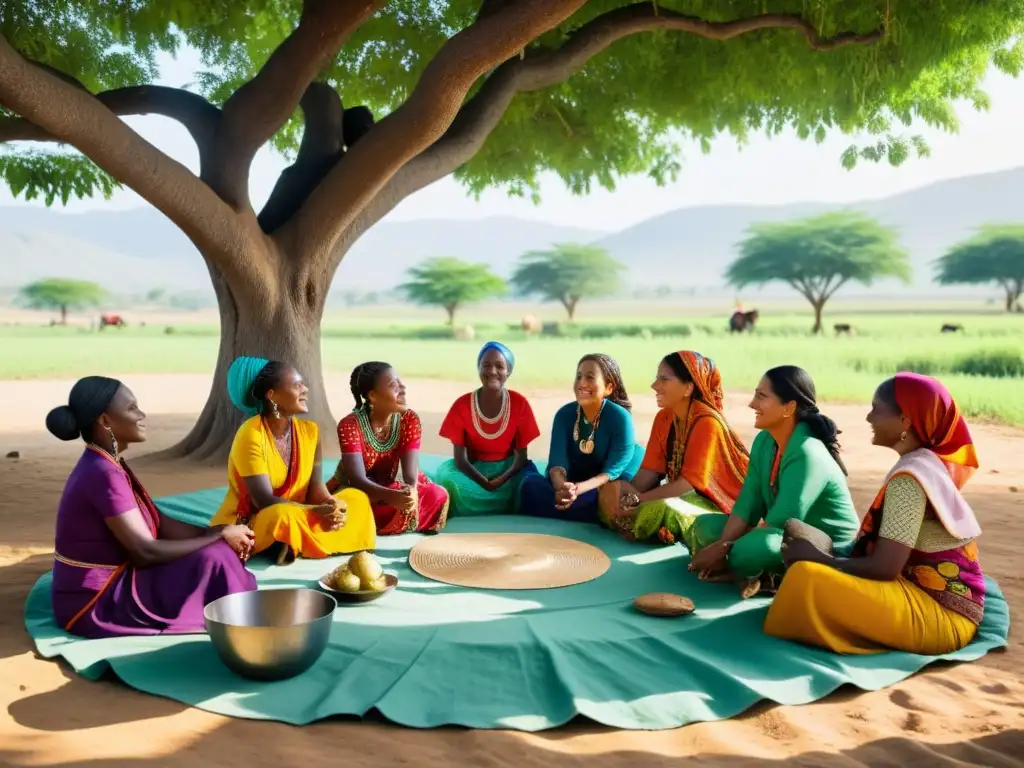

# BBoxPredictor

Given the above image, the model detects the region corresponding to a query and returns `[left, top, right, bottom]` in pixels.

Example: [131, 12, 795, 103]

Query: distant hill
[2, 166, 1023, 300]
[0, 208, 604, 296]
[596, 166, 1024, 294]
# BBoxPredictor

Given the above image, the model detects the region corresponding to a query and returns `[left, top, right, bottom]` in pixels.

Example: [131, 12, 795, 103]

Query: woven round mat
[408, 533, 611, 590]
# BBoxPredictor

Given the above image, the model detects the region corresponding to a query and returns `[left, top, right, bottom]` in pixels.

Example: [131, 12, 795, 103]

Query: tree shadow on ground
[0, 553, 54, 661]
[2, 704, 1022, 768]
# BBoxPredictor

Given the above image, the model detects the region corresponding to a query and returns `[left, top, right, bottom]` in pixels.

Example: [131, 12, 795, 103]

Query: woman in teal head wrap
[211, 356, 377, 564]
[434, 341, 543, 516]
[226, 355, 272, 417]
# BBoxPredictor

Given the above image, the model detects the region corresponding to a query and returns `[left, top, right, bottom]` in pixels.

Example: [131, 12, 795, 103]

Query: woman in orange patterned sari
[766, 373, 984, 654]
[599, 351, 749, 548]
[327, 362, 449, 535]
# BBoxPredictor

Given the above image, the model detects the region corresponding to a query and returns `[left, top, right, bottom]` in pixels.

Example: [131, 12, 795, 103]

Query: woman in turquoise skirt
[434, 342, 542, 516]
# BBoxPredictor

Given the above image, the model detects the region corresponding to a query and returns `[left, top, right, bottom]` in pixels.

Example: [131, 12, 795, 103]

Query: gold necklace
[572, 403, 603, 455]
[471, 389, 510, 439]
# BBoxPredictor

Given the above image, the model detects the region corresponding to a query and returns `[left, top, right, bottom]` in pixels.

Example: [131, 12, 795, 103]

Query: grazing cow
[941, 323, 964, 334]
[99, 313, 125, 329]
[520, 314, 541, 334]
[729, 309, 759, 333]
[834, 323, 852, 336]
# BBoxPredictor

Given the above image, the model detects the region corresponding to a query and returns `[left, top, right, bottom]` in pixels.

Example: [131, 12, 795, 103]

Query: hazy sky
[3, 48, 1024, 232]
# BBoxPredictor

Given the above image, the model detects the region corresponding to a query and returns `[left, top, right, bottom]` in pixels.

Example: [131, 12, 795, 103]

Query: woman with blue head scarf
[210, 356, 376, 564]
[434, 341, 542, 516]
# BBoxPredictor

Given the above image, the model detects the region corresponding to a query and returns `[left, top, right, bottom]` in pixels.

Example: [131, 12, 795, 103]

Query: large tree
[18, 278, 107, 325]
[511, 243, 625, 320]
[936, 225, 1024, 312]
[726, 212, 911, 333]
[2, 2, 1022, 459]
[401, 257, 507, 324]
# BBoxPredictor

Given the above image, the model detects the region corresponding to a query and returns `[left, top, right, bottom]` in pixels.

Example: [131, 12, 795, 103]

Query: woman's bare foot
[738, 577, 761, 599]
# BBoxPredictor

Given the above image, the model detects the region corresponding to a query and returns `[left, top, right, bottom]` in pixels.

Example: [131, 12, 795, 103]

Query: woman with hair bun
[210, 356, 376, 564]
[48, 376, 257, 638]
[687, 365, 859, 597]
[327, 362, 449, 535]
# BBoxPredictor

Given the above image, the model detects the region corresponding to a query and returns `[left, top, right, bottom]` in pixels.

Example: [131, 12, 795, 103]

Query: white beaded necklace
[471, 389, 510, 440]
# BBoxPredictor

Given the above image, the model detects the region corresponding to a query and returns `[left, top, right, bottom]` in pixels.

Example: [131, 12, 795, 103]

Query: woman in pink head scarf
[765, 373, 985, 655]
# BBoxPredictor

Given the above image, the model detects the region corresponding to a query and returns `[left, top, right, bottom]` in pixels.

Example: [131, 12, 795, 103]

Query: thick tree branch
[258, 82, 346, 234]
[374, 5, 886, 236]
[0, 36, 256, 283]
[282, 0, 590, 265]
[0, 85, 220, 150]
[303, 4, 886, 281]
[210, 0, 382, 204]
[824, 276, 849, 301]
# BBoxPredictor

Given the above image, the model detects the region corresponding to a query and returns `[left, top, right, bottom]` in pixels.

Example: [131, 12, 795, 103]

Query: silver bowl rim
[203, 587, 339, 627]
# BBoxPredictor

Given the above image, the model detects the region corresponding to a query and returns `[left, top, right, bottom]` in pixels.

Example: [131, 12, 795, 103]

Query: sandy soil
[1, 374, 1022, 767]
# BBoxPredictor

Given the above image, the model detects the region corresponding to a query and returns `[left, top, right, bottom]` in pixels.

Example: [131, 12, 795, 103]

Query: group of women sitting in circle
[47, 340, 986, 662]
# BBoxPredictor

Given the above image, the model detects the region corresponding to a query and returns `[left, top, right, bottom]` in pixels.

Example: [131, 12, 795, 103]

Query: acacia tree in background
[2, 2, 1023, 459]
[936, 225, 1024, 312]
[727, 212, 912, 334]
[18, 278, 107, 325]
[401, 257, 507, 325]
[511, 243, 624, 321]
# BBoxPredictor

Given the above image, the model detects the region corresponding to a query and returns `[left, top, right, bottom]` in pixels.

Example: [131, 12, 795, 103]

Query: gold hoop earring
[104, 425, 120, 462]
[269, 400, 281, 419]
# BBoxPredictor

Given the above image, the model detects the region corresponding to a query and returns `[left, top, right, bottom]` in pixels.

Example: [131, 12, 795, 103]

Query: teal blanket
[24, 455, 1009, 731]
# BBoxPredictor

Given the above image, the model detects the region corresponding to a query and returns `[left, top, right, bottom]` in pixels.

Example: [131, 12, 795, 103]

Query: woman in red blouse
[435, 341, 542, 516]
[327, 362, 449, 535]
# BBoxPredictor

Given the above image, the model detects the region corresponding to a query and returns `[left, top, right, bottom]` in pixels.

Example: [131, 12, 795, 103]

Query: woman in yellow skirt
[210, 356, 376, 564]
[766, 372, 984, 655]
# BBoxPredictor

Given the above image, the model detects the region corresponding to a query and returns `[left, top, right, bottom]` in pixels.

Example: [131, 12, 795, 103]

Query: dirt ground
[1, 374, 1023, 767]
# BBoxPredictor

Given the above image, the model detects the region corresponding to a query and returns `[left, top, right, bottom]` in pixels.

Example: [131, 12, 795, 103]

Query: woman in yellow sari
[210, 356, 376, 564]
[766, 373, 984, 654]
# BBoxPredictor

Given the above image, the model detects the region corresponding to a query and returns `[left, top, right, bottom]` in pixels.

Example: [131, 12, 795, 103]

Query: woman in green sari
[434, 342, 542, 516]
[687, 365, 859, 597]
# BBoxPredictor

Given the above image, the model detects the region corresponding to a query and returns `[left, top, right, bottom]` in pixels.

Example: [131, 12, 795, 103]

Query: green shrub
[579, 323, 692, 339]
[892, 358, 945, 376]
[952, 350, 1024, 379]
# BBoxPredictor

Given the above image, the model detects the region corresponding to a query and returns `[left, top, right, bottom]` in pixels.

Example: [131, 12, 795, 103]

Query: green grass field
[4, 304, 1023, 425]
[8, 303, 1024, 428]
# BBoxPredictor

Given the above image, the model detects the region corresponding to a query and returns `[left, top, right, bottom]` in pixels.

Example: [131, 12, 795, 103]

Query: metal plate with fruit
[318, 551, 398, 604]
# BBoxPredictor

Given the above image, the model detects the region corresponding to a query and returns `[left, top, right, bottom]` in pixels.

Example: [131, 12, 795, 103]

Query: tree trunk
[811, 298, 825, 335]
[445, 303, 457, 325]
[563, 296, 579, 322]
[1006, 288, 1018, 313]
[162, 252, 333, 464]
[60, 304, 67, 325]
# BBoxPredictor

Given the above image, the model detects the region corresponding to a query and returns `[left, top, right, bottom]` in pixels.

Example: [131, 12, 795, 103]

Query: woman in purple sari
[47, 376, 257, 638]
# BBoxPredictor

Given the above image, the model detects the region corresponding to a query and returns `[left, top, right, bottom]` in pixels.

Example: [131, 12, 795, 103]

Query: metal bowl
[204, 588, 336, 681]
[317, 572, 399, 604]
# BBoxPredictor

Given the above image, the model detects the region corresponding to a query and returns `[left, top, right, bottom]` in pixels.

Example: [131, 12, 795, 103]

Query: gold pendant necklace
[573, 404, 602, 455]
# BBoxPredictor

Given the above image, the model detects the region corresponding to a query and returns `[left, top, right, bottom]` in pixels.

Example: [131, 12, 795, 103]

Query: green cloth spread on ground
[24, 454, 1009, 731]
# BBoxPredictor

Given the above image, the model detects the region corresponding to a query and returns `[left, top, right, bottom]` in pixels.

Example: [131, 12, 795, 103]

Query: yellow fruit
[936, 562, 960, 580]
[348, 551, 383, 585]
[367, 576, 389, 592]
[335, 569, 362, 593]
